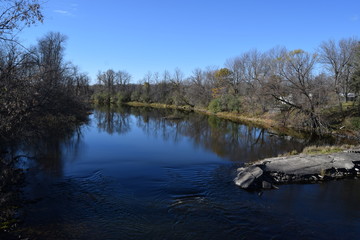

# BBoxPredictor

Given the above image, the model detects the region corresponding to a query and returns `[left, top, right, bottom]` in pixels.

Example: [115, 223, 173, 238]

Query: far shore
[123, 101, 358, 141]
[124, 102, 304, 137]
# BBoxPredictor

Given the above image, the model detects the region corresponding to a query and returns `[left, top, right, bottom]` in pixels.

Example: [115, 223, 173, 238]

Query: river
[14, 106, 360, 239]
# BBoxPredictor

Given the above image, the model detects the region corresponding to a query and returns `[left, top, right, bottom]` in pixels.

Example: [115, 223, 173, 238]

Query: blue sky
[19, 0, 360, 83]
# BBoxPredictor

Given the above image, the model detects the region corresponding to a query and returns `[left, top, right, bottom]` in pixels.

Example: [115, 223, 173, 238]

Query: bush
[223, 94, 241, 113]
[208, 98, 222, 113]
[208, 95, 242, 113]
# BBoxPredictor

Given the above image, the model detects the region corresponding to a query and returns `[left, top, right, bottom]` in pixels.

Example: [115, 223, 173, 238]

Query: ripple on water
[21, 162, 360, 240]
[22, 170, 160, 239]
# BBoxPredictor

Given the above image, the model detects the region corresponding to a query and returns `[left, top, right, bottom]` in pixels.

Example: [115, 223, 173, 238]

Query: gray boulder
[234, 165, 263, 189]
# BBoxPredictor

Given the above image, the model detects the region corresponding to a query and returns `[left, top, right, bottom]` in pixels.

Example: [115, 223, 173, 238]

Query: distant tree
[97, 69, 117, 104]
[115, 70, 131, 92]
[319, 37, 358, 104]
[214, 67, 232, 87]
[225, 57, 244, 94]
[239, 49, 271, 112]
[65, 65, 90, 98]
[169, 68, 191, 106]
[351, 43, 360, 107]
[150, 71, 171, 103]
[268, 49, 327, 134]
[186, 68, 212, 107]
[211, 68, 230, 99]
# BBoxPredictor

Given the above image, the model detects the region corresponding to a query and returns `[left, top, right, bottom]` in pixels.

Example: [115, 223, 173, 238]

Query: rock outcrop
[234, 150, 360, 190]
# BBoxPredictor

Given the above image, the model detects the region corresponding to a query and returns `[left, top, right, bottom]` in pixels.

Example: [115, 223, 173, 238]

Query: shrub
[208, 95, 242, 113]
[208, 98, 222, 113]
[223, 94, 241, 113]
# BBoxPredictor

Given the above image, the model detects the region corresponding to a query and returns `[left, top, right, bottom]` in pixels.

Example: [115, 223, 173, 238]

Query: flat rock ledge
[234, 150, 360, 190]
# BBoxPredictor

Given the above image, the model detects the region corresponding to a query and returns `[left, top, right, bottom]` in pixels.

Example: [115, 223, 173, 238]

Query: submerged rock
[234, 150, 360, 190]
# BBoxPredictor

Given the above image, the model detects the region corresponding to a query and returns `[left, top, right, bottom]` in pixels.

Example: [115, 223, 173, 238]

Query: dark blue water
[19, 106, 360, 239]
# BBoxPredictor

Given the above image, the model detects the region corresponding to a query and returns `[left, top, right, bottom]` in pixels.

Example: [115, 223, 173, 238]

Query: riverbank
[124, 101, 305, 138]
[234, 149, 360, 190]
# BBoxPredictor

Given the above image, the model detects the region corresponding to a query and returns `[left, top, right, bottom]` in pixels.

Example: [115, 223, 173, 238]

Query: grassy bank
[125, 101, 194, 111]
[278, 144, 358, 157]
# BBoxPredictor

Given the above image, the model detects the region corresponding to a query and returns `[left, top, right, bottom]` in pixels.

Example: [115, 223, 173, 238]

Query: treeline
[0, 1, 90, 142]
[93, 37, 360, 135]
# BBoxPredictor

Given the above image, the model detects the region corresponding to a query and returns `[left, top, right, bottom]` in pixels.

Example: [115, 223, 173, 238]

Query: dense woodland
[0, 1, 90, 143]
[93, 38, 360, 135]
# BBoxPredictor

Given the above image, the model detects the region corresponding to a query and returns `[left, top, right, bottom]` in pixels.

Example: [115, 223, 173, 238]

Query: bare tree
[242, 49, 271, 112]
[268, 49, 327, 134]
[225, 56, 244, 94]
[352, 44, 360, 98]
[96, 69, 117, 104]
[319, 37, 358, 105]
[115, 70, 131, 92]
[170, 68, 192, 106]
[153, 70, 172, 103]
[65, 65, 90, 97]
[37, 32, 67, 86]
[186, 68, 211, 107]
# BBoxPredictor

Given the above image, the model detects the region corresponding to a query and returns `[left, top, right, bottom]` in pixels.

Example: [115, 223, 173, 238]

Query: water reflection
[18, 128, 84, 177]
[94, 105, 131, 135]
[0, 121, 86, 238]
[92, 105, 306, 162]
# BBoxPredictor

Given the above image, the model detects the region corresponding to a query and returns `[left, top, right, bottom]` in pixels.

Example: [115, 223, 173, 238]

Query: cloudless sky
[19, 0, 360, 83]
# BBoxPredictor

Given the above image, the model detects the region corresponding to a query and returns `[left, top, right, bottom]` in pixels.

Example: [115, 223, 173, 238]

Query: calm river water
[18, 106, 360, 239]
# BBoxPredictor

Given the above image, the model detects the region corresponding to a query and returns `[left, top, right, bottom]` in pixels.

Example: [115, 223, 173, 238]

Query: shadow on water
[0, 118, 87, 239]
[3, 105, 359, 239]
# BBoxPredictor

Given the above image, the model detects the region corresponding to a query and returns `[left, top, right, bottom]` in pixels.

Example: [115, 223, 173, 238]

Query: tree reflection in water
[92, 106, 307, 162]
[0, 120, 87, 238]
[94, 105, 131, 135]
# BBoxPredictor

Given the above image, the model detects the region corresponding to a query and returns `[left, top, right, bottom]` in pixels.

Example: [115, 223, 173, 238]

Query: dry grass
[126, 102, 192, 110]
[301, 145, 355, 155]
[278, 144, 357, 157]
